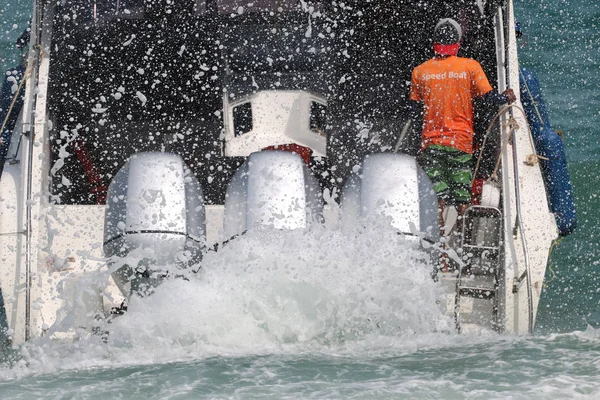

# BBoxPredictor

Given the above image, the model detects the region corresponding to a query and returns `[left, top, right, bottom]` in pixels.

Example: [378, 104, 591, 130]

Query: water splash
[1, 220, 453, 377]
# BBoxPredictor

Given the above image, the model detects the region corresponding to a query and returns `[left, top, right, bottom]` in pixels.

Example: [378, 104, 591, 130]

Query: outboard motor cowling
[341, 153, 439, 245]
[103, 152, 206, 296]
[223, 150, 323, 238]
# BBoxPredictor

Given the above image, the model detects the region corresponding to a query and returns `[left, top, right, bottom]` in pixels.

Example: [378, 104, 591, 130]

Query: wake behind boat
[0, 0, 576, 345]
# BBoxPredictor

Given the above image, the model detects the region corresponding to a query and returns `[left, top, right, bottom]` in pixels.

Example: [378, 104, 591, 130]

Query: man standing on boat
[409, 17, 516, 235]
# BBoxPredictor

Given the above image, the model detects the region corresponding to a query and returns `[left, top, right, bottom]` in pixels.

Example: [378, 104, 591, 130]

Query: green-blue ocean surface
[1, 0, 599, 398]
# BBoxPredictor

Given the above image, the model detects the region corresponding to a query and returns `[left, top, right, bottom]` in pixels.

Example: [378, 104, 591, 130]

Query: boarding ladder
[454, 206, 503, 333]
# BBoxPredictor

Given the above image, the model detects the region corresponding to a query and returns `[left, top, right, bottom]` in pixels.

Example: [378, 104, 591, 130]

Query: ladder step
[461, 265, 496, 276]
[462, 245, 500, 253]
[458, 287, 497, 300]
[462, 244, 499, 250]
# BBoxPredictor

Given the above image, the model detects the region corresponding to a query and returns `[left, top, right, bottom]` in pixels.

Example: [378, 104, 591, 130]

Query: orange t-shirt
[409, 56, 493, 154]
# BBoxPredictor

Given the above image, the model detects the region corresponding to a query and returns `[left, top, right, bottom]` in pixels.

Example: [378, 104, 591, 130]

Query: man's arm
[481, 88, 517, 106]
[471, 60, 516, 106]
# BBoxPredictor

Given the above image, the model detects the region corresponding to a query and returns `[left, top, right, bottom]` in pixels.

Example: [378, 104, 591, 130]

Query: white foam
[1, 221, 457, 377]
[112, 224, 448, 349]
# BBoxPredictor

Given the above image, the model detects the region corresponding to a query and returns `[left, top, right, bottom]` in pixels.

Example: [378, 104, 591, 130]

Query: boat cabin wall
[45, 1, 501, 206]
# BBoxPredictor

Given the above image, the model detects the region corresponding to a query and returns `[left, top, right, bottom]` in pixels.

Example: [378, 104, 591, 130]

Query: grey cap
[434, 18, 462, 45]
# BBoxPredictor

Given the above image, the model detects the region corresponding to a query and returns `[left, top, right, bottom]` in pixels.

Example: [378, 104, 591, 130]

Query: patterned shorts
[421, 145, 473, 205]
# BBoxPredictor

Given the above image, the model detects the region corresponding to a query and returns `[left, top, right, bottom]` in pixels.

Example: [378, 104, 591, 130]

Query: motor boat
[0, 0, 576, 344]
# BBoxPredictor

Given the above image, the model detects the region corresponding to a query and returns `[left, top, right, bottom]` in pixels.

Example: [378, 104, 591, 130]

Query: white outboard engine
[341, 153, 440, 246]
[103, 152, 206, 297]
[223, 150, 323, 238]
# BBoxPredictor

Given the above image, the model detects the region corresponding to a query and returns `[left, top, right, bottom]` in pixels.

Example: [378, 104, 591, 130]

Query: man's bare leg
[439, 202, 470, 272]
[438, 199, 449, 272]
[438, 199, 446, 235]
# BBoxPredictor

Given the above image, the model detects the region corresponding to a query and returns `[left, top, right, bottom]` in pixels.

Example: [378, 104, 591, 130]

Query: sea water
[1, 224, 599, 399]
[1, 0, 599, 398]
